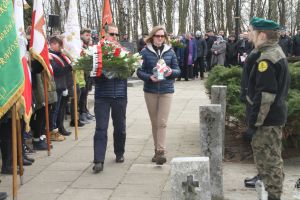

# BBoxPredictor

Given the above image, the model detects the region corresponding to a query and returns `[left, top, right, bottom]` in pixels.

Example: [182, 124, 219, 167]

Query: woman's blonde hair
[145, 26, 170, 45]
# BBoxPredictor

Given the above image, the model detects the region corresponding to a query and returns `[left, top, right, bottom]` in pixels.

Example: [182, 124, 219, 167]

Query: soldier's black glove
[243, 127, 257, 143]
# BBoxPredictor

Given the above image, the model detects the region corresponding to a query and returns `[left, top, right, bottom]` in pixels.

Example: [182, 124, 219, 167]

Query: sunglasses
[154, 35, 165, 38]
[109, 33, 119, 37]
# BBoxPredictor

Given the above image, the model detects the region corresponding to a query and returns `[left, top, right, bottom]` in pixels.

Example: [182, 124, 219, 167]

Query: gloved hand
[243, 127, 257, 143]
[62, 89, 68, 97]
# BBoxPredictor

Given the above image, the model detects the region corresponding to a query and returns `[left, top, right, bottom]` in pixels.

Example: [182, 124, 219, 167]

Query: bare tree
[164, 0, 174, 34]
[268, 0, 278, 21]
[178, 0, 189, 34]
[139, 0, 148, 34]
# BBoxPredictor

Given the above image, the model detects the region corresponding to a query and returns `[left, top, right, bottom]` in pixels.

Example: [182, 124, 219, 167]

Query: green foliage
[289, 62, 300, 89]
[205, 65, 300, 149]
[205, 66, 245, 121]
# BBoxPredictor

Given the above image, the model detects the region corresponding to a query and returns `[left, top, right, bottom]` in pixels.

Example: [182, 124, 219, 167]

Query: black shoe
[0, 192, 7, 200]
[24, 144, 36, 154]
[244, 175, 260, 188]
[24, 154, 35, 163]
[59, 127, 72, 136]
[93, 162, 103, 173]
[33, 140, 48, 151]
[23, 158, 32, 166]
[184, 79, 189, 81]
[116, 155, 124, 163]
[176, 78, 181, 81]
[70, 120, 85, 127]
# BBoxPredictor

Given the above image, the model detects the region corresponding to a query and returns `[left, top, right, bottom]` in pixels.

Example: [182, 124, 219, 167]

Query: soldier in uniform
[244, 17, 290, 200]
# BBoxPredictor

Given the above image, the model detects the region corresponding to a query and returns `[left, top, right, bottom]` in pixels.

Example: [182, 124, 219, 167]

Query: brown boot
[151, 150, 157, 162]
[155, 150, 166, 165]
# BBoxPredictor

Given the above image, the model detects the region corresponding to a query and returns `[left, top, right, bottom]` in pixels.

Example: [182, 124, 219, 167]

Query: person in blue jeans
[93, 24, 127, 173]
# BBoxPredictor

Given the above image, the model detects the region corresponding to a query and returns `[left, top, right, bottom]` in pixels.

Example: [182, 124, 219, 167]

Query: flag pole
[43, 71, 51, 156]
[16, 117, 24, 185]
[73, 71, 79, 140]
[12, 104, 18, 200]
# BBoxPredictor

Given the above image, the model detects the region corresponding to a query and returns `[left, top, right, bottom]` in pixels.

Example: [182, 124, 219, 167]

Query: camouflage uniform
[246, 43, 290, 199]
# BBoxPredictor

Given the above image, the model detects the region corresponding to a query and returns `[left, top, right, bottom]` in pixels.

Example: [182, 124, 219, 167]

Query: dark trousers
[194, 57, 205, 78]
[0, 117, 12, 169]
[78, 87, 88, 114]
[56, 94, 68, 132]
[93, 97, 127, 163]
[206, 51, 212, 71]
[30, 107, 45, 138]
[31, 103, 56, 137]
[179, 65, 193, 80]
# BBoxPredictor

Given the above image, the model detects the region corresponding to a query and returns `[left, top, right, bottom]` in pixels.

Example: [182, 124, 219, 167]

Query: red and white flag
[63, 0, 81, 61]
[29, 0, 53, 77]
[14, 0, 32, 131]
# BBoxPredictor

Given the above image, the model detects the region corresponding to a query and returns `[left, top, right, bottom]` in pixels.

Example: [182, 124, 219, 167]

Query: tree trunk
[226, 0, 234, 34]
[256, 0, 267, 18]
[157, 0, 164, 25]
[249, 0, 255, 20]
[149, 0, 158, 26]
[139, 0, 148, 34]
[164, 0, 173, 34]
[296, 0, 300, 30]
[194, 0, 201, 32]
[268, 0, 278, 21]
[77, 0, 82, 29]
[278, 0, 286, 26]
[178, 0, 189, 35]
[132, 0, 139, 50]
[204, 0, 212, 31]
[116, 0, 127, 38]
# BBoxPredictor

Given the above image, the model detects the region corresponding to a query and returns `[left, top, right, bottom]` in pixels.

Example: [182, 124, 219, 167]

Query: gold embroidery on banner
[0, 22, 14, 42]
[0, 38, 20, 69]
[0, 0, 9, 17]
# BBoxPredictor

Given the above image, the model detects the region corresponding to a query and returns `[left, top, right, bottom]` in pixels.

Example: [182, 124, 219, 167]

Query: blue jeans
[93, 97, 127, 163]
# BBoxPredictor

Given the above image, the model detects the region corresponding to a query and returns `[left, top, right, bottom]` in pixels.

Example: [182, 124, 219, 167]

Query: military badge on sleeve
[258, 61, 268, 72]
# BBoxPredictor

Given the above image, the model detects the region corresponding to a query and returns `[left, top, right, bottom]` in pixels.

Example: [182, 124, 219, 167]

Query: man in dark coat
[93, 24, 128, 173]
[138, 33, 148, 52]
[278, 30, 292, 57]
[292, 28, 300, 56]
[237, 32, 253, 66]
[226, 35, 238, 66]
[194, 31, 207, 79]
[205, 30, 217, 71]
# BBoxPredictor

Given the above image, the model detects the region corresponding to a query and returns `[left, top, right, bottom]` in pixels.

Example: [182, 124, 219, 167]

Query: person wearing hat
[244, 17, 290, 200]
[194, 30, 207, 79]
[226, 34, 238, 66]
[278, 28, 292, 57]
[211, 35, 226, 67]
[292, 27, 300, 56]
[205, 30, 217, 71]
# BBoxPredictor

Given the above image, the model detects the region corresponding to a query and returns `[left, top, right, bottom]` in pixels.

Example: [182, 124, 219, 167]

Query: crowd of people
[0, 27, 97, 199]
[136, 27, 299, 83]
[0, 15, 296, 200]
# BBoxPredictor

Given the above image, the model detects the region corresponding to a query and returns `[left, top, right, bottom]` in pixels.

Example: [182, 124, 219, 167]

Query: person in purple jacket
[177, 33, 197, 81]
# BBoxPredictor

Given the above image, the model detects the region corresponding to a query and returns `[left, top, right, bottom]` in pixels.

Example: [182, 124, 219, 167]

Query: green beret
[250, 17, 280, 30]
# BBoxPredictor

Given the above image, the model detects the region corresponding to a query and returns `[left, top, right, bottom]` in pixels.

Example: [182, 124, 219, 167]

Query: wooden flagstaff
[73, 71, 79, 140]
[12, 104, 18, 200]
[16, 117, 24, 185]
[43, 71, 51, 156]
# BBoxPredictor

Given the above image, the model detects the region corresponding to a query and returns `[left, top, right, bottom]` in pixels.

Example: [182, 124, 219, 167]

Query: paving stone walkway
[0, 79, 298, 200]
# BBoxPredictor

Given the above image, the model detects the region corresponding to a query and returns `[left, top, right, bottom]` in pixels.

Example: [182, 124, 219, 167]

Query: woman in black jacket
[137, 26, 180, 165]
[226, 35, 238, 67]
